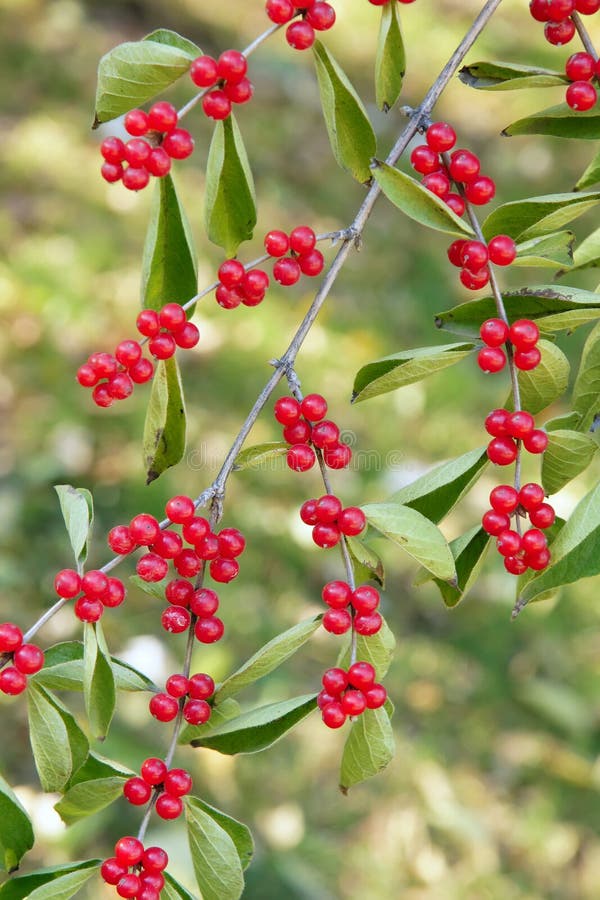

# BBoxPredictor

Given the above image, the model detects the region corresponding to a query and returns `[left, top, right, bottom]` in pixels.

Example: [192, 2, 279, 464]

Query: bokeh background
[2, 1, 600, 897]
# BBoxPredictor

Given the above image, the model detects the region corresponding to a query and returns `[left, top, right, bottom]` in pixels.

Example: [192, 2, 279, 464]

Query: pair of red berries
[482, 481, 555, 574]
[190, 50, 254, 121]
[411, 121, 496, 213]
[274, 394, 353, 472]
[318, 663, 387, 729]
[0, 623, 44, 695]
[529, 0, 600, 46]
[123, 758, 192, 820]
[447, 235, 516, 292]
[54, 568, 126, 622]
[320, 581, 383, 636]
[150, 671, 215, 726]
[265, 1, 336, 52]
[478, 318, 541, 374]
[100, 102, 194, 191]
[101, 838, 168, 900]
[485, 407, 549, 466]
[300, 494, 366, 548]
[564, 52, 600, 110]
[266, 226, 325, 285]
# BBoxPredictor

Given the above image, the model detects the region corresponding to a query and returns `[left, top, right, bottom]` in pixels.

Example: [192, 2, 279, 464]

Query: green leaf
[185, 797, 245, 900]
[129, 574, 168, 601]
[372, 161, 474, 237]
[143, 356, 186, 484]
[186, 797, 253, 871]
[541, 429, 598, 494]
[178, 698, 241, 745]
[575, 149, 600, 191]
[519, 482, 600, 605]
[375, 2, 405, 111]
[435, 285, 600, 339]
[162, 873, 198, 900]
[352, 342, 474, 402]
[337, 616, 396, 680]
[54, 777, 126, 827]
[560, 225, 600, 277]
[361, 503, 456, 582]
[93, 30, 199, 126]
[503, 102, 600, 140]
[67, 751, 134, 787]
[190, 694, 317, 755]
[27, 684, 88, 792]
[215, 616, 322, 703]
[417, 526, 491, 608]
[339, 708, 395, 793]
[514, 231, 574, 268]
[545, 411, 583, 432]
[83, 622, 115, 741]
[517, 339, 570, 415]
[0, 861, 100, 900]
[233, 442, 289, 471]
[54, 485, 93, 573]
[31, 641, 155, 693]
[573, 321, 600, 431]
[204, 114, 256, 256]
[141, 175, 197, 313]
[0, 774, 34, 873]
[481, 192, 600, 242]
[459, 60, 566, 91]
[389, 446, 488, 524]
[346, 537, 385, 587]
[312, 40, 377, 182]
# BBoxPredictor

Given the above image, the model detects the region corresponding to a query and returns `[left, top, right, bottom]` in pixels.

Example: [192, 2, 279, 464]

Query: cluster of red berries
[215, 258, 270, 309]
[266, 226, 325, 285]
[0, 624, 44, 695]
[101, 836, 168, 899]
[123, 758, 192, 820]
[477, 318, 541, 374]
[190, 50, 253, 121]
[318, 663, 387, 729]
[320, 581, 382, 636]
[265, 1, 336, 51]
[77, 303, 199, 408]
[482, 479, 555, 575]
[447, 235, 516, 292]
[529, 0, 599, 46]
[274, 394, 352, 472]
[54, 568, 126, 623]
[100, 102, 194, 191]
[300, 495, 366, 548]
[149, 671, 215, 725]
[485, 407, 549, 466]
[563, 51, 600, 110]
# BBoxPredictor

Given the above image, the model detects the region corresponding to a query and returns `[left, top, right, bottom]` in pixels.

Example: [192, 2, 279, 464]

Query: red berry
[103, 577, 126, 608]
[92, 383, 113, 408]
[485, 408, 511, 437]
[115, 836, 145, 867]
[217, 50, 248, 83]
[487, 437, 518, 465]
[315, 494, 343, 524]
[301, 393, 328, 421]
[266, 0, 296, 22]
[265, 230, 290, 257]
[322, 580, 352, 609]
[74, 596, 103, 622]
[101, 858, 126, 885]
[530, 0, 552, 19]
[209, 557, 239, 583]
[323, 442, 352, 469]
[522, 528, 548, 555]
[478, 347, 506, 373]
[173, 321, 200, 348]
[422, 171, 451, 199]
[461, 241, 489, 272]
[141, 757, 168, 785]
[509, 319, 540, 349]
[283, 420, 312, 443]
[189, 588, 220, 617]
[156, 793, 183, 819]
[274, 396, 302, 425]
[115, 340, 142, 369]
[124, 138, 151, 167]
[464, 176, 496, 205]
[149, 332, 177, 360]
[81, 570, 108, 599]
[13, 644, 44, 675]
[107, 372, 134, 400]
[101, 137, 126, 163]
[508, 411, 535, 440]
[149, 693, 179, 722]
[505, 556, 529, 575]
[576, 0, 600, 11]
[151, 532, 182, 563]
[0, 667, 27, 695]
[480, 318, 509, 347]
[322, 702, 346, 728]
[136, 309, 161, 337]
[165, 494, 195, 524]
[514, 348, 542, 371]
[161, 606, 191, 634]
[188, 672, 216, 699]
[165, 579, 194, 607]
[448, 149, 480, 182]
[124, 777, 152, 805]
[490, 485, 519, 514]
[518, 483, 545, 511]
[130, 358, 154, 384]
[190, 55, 218, 87]
[566, 80, 597, 110]
[566, 52, 596, 82]
[217, 528, 246, 558]
[447, 240, 467, 267]
[312, 523, 341, 548]
[529, 502, 556, 528]
[274, 257, 301, 286]
[194, 536, 219, 562]
[76, 364, 99, 387]
[446, 194, 466, 217]
[323, 608, 352, 634]
[300, 499, 318, 525]
[299, 248, 325, 277]
[352, 585, 380, 614]
[322, 667, 348, 694]
[306, 2, 336, 30]
[142, 847, 169, 872]
[525, 547, 551, 570]
[287, 443, 316, 472]
[286, 20, 316, 50]
[355, 612, 383, 636]
[482, 510, 511, 536]
[159, 303, 186, 332]
[461, 267, 490, 290]
[129, 513, 160, 546]
[496, 530, 522, 556]
[194, 616, 225, 643]
[488, 235, 517, 266]
[317, 689, 338, 709]
[136, 553, 167, 583]
[310, 420, 339, 448]
[122, 166, 150, 192]
[162, 129, 195, 159]
[290, 226, 317, 256]
[243, 268, 270, 298]
[348, 661, 376, 689]
[548, 0, 576, 18]
[338, 507, 366, 536]
[117, 874, 141, 899]
[124, 109, 149, 136]
[202, 90, 232, 121]
[426, 121, 457, 152]
[410, 144, 441, 175]
[164, 768, 192, 797]
[523, 429, 548, 454]
[364, 683, 387, 709]
[54, 569, 81, 599]
[184, 699, 212, 725]
[148, 101, 178, 133]
[225, 77, 254, 105]
[341, 690, 367, 716]
[0, 623, 23, 653]
[89, 352, 118, 377]
[101, 162, 124, 183]
[166, 674, 189, 699]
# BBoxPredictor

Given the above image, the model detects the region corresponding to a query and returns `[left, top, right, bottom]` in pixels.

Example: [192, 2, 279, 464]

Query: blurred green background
[3, 1, 600, 897]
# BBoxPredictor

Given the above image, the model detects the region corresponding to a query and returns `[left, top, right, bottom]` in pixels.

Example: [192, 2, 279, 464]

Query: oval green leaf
[27, 684, 89, 792]
[186, 797, 253, 872]
[0, 861, 101, 900]
[575, 149, 600, 191]
[143, 356, 186, 483]
[178, 698, 241, 746]
[339, 707, 394, 793]
[415, 525, 491, 608]
[204, 114, 256, 256]
[514, 231, 574, 269]
[83, 622, 116, 741]
[503, 102, 600, 140]
[54, 776, 126, 827]
[0, 775, 34, 873]
[573, 320, 600, 431]
[162, 873, 198, 900]
[233, 442, 289, 471]
[459, 60, 566, 91]
[542, 429, 598, 495]
[313, 40, 376, 182]
[517, 339, 570, 415]
[185, 797, 245, 900]
[481, 192, 600, 242]
[375, 2, 405, 111]
[54, 485, 93, 573]
[346, 536, 385, 587]
[31, 641, 155, 694]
